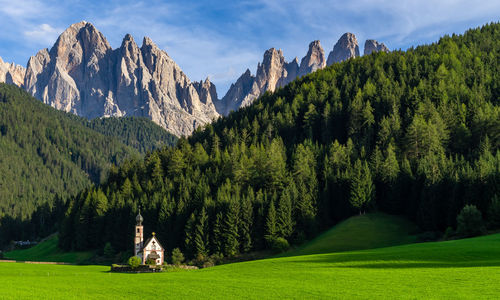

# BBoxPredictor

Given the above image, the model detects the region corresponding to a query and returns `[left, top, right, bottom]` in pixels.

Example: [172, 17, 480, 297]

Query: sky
[0, 0, 498, 95]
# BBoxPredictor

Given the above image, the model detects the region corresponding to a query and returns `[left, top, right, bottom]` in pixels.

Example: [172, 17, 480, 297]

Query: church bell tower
[134, 210, 144, 257]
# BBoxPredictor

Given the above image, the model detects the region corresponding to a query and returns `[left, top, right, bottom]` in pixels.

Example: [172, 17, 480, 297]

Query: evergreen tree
[277, 189, 294, 239]
[350, 159, 375, 214]
[265, 200, 277, 243]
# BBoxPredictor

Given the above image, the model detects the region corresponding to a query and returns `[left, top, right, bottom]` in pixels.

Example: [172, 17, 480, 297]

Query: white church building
[134, 210, 165, 265]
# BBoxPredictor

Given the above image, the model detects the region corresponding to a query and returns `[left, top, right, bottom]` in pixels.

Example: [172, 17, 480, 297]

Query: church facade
[134, 211, 165, 265]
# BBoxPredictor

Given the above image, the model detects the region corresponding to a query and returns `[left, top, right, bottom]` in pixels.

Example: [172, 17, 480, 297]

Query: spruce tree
[277, 189, 294, 239]
[265, 199, 277, 243]
[349, 159, 375, 214]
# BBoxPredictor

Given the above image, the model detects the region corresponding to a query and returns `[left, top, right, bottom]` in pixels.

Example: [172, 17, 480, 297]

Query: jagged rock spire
[327, 33, 360, 66]
[364, 39, 389, 55]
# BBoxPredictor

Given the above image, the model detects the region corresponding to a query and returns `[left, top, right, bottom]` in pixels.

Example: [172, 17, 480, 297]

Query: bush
[128, 256, 141, 269]
[271, 237, 290, 253]
[103, 242, 115, 259]
[171, 248, 184, 266]
[0, 251, 3, 259]
[456, 205, 484, 237]
[443, 226, 455, 239]
[145, 258, 156, 265]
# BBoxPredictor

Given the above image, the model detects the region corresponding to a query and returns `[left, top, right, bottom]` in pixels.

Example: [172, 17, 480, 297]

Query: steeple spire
[136, 209, 144, 226]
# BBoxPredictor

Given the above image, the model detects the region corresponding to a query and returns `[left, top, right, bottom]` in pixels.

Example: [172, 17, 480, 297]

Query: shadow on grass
[287, 234, 500, 269]
[290, 253, 500, 269]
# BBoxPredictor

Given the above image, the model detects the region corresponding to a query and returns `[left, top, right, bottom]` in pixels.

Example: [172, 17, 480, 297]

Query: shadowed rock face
[216, 48, 290, 116]
[327, 33, 360, 66]
[364, 39, 389, 55]
[216, 41, 326, 116]
[0, 57, 26, 87]
[298, 40, 326, 78]
[22, 21, 219, 136]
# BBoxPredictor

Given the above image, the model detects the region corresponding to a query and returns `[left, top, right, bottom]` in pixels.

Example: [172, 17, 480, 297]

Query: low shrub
[443, 226, 455, 240]
[457, 205, 484, 237]
[171, 248, 184, 266]
[271, 237, 290, 253]
[128, 256, 141, 269]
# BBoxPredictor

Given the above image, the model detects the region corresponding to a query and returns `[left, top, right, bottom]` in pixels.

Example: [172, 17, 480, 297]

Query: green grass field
[287, 213, 419, 256]
[1, 233, 499, 299]
[5, 235, 94, 264]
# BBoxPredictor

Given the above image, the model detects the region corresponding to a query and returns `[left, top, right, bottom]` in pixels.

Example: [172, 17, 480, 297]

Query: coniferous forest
[58, 23, 499, 261]
[0, 85, 176, 245]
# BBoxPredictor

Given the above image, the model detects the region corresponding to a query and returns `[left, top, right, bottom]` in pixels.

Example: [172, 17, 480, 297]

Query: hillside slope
[0, 83, 146, 244]
[86, 117, 177, 153]
[4, 235, 93, 264]
[288, 213, 419, 256]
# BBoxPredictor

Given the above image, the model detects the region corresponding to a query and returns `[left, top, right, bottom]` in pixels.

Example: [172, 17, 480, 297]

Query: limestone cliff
[23, 21, 219, 136]
[327, 33, 360, 66]
[364, 39, 389, 55]
[0, 57, 26, 87]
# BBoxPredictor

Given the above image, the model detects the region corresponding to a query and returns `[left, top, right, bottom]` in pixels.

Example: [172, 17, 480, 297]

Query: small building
[134, 210, 165, 265]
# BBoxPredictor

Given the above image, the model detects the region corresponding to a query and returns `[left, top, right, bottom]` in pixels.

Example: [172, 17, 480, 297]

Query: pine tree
[223, 200, 240, 257]
[194, 207, 209, 258]
[276, 189, 294, 239]
[349, 159, 375, 214]
[211, 212, 223, 254]
[240, 189, 254, 253]
[184, 213, 196, 257]
[265, 199, 277, 243]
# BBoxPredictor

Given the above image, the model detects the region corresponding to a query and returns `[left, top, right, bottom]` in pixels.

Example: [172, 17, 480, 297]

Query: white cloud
[0, 0, 498, 95]
[24, 24, 62, 45]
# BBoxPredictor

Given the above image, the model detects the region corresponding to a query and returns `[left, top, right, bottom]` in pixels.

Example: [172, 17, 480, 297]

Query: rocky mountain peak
[327, 32, 360, 66]
[298, 40, 326, 77]
[254, 47, 286, 94]
[0, 56, 26, 87]
[194, 77, 218, 105]
[19, 21, 219, 136]
[364, 39, 389, 55]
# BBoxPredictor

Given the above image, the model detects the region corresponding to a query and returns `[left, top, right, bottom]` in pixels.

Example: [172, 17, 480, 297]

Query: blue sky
[0, 0, 498, 95]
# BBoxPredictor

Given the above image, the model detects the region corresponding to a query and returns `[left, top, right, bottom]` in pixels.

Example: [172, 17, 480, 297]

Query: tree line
[59, 23, 499, 261]
[0, 84, 176, 246]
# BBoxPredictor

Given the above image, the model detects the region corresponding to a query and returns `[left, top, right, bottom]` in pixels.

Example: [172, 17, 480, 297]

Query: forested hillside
[0, 84, 145, 244]
[87, 117, 177, 153]
[60, 23, 499, 262]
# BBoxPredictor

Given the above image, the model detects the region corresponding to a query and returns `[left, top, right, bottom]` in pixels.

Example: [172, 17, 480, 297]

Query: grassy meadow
[1, 214, 500, 299]
[5, 235, 93, 264]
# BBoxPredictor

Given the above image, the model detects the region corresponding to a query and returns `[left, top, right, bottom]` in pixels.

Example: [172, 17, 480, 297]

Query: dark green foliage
[0, 84, 141, 245]
[103, 242, 115, 259]
[87, 117, 177, 153]
[270, 237, 290, 253]
[488, 195, 500, 229]
[59, 23, 500, 261]
[128, 256, 141, 269]
[457, 205, 484, 237]
[349, 159, 375, 214]
[265, 200, 277, 243]
[171, 248, 184, 265]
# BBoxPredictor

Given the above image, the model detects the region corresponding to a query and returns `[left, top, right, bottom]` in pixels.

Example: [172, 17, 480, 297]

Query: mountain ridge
[0, 21, 390, 133]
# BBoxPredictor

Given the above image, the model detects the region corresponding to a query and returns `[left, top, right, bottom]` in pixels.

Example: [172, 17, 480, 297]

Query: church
[134, 210, 165, 265]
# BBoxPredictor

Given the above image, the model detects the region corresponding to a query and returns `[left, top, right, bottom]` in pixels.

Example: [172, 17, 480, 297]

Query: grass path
[1, 233, 500, 299]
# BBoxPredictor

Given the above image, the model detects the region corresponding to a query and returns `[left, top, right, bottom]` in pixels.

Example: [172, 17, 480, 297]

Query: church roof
[141, 235, 164, 251]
